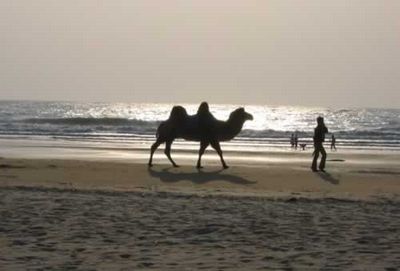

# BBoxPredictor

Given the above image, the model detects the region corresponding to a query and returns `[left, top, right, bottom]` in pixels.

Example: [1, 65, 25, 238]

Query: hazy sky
[1, 0, 399, 108]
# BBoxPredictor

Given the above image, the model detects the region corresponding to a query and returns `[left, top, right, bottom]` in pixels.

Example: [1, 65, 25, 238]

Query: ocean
[0, 100, 399, 152]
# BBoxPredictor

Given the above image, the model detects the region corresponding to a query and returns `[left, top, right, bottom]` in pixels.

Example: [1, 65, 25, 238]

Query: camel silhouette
[148, 105, 253, 169]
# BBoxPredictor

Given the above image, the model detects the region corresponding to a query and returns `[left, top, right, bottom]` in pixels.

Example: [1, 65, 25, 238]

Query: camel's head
[230, 107, 253, 122]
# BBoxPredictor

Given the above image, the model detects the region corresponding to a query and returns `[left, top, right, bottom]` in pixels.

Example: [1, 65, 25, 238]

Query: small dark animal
[148, 106, 253, 169]
[299, 143, 307, 150]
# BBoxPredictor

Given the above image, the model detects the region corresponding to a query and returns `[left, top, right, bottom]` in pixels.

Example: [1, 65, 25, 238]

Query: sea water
[0, 100, 399, 152]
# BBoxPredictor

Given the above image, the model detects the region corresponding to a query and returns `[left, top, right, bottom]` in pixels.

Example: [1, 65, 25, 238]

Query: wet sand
[0, 155, 399, 201]
[0, 151, 400, 270]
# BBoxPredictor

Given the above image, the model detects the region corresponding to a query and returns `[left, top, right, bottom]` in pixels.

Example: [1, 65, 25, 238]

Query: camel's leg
[165, 140, 179, 167]
[196, 141, 209, 169]
[210, 140, 228, 169]
[148, 138, 163, 167]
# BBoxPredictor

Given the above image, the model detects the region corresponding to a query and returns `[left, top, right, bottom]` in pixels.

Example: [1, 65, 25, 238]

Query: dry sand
[1, 187, 399, 270]
[0, 153, 400, 270]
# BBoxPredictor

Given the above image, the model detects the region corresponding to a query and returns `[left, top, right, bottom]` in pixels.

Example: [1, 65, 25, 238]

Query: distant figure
[331, 134, 337, 151]
[290, 134, 295, 148]
[299, 143, 307, 150]
[294, 133, 299, 149]
[311, 116, 328, 172]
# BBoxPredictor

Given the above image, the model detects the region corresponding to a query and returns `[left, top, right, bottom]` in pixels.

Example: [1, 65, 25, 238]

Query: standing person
[290, 133, 295, 148]
[294, 133, 299, 150]
[311, 116, 328, 172]
[331, 134, 337, 151]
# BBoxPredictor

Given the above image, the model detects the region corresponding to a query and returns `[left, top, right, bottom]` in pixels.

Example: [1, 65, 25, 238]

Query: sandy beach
[1, 147, 400, 270]
[2, 0, 400, 268]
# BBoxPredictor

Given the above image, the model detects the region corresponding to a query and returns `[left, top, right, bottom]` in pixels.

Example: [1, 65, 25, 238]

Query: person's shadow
[148, 166, 257, 185]
[316, 171, 340, 185]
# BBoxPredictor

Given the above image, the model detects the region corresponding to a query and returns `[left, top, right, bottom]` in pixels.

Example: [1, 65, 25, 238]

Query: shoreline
[1, 136, 400, 162]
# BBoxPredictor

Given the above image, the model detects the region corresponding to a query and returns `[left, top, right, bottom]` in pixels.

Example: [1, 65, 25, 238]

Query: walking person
[311, 116, 328, 172]
[331, 134, 337, 151]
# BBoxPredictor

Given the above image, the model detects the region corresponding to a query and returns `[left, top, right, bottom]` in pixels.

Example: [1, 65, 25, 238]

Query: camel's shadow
[148, 166, 256, 186]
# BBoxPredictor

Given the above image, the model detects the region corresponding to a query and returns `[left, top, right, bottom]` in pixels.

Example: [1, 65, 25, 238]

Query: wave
[22, 117, 161, 127]
[13, 118, 400, 139]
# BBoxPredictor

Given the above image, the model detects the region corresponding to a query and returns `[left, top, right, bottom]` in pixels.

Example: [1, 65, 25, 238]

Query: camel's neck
[222, 117, 245, 141]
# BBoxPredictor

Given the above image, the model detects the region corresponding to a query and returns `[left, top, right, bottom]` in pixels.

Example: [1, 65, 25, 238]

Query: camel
[148, 105, 253, 169]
